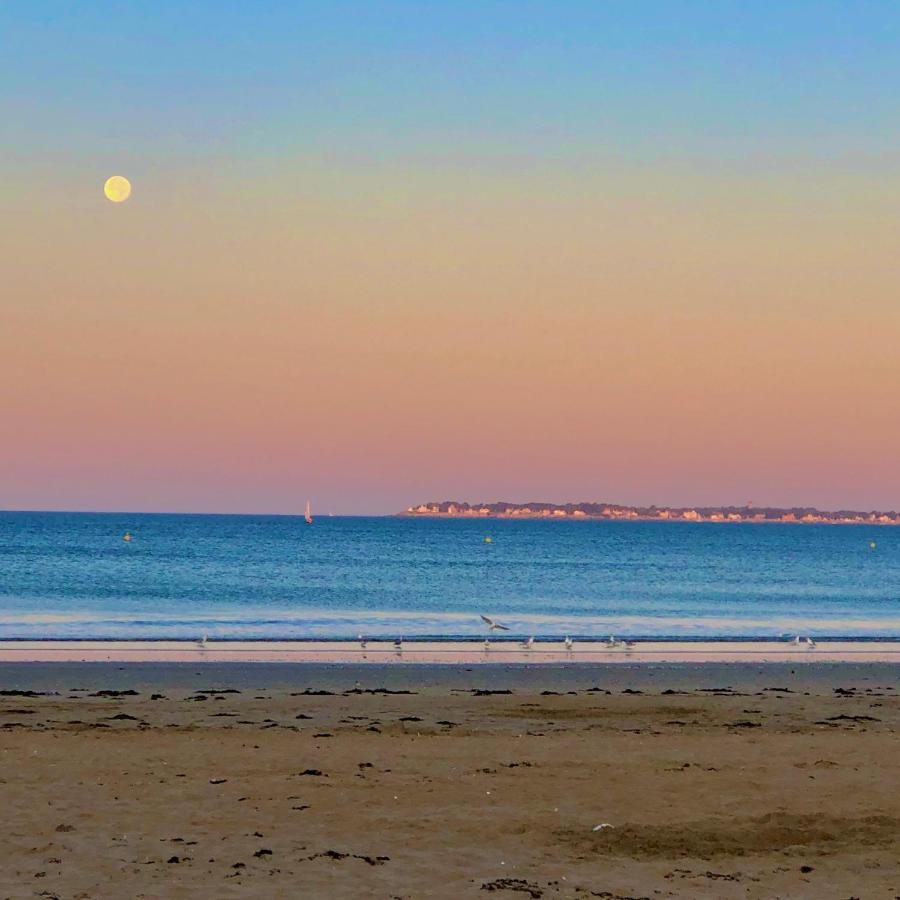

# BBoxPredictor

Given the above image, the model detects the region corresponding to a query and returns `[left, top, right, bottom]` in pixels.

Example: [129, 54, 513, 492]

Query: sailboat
[304, 499, 313, 525]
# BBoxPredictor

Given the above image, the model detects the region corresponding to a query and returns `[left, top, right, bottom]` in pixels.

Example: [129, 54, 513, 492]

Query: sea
[0, 511, 897, 641]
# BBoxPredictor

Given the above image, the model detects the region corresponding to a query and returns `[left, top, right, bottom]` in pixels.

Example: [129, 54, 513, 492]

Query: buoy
[484, 536, 493, 544]
[123, 532, 132, 543]
[870, 541, 877, 550]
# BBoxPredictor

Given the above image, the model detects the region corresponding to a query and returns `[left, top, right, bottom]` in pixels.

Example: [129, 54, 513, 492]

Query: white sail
[304, 499, 313, 525]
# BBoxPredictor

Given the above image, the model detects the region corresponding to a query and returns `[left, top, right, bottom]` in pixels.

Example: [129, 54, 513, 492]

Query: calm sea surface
[0, 512, 897, 640]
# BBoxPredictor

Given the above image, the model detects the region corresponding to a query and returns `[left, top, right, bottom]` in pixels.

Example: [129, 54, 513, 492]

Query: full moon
[104, 175, 132, 203]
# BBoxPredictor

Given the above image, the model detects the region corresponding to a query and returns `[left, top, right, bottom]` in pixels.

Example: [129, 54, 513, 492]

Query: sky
[2, 1, 900, 514]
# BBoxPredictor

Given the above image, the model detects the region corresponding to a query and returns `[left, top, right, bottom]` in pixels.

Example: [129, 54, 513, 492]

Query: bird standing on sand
[792, 635, 802, 645]
[564, 636, 573, 652]
[523, 636, 535, 650]
[605, 635, 621, 648]
[483, 638, 491, 651]
[359, 634, 367, 649]
[197, 633, 208, 649]
[480, 615, 510, 632]
[394, 637, 403, 651]
[806, 637, 816, 649]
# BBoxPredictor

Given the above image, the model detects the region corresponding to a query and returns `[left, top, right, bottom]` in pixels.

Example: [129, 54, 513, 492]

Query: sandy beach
[0, 661, 897, 898]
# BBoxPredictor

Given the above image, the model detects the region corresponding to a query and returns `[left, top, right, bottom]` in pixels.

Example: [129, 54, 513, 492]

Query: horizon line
[3, 498, 900, 519]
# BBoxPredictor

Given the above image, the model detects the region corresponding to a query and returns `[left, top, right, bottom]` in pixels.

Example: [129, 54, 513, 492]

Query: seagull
[480, 615, 510, 632]
[564, 636, 573, 651]
[523, 636, 534, 650]
[592, 823, 615, 831]
[624, 640, 636, 649]
[359, 634, 367, 649]
[197, 633, 208, 649]
[805, 637, 816, 649]
[605, 634, 621, 648]
[792, 635, 802, 645]
[394, 636, 403, 650]
[483, 638, 491, 651]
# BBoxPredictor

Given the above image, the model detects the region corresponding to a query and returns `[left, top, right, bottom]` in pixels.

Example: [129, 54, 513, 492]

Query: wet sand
[0, 662, 897, 899]
[1, 639, 899, 664]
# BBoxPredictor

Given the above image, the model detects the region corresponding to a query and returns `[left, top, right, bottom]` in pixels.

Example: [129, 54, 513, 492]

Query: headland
[401, 500, 900, 525]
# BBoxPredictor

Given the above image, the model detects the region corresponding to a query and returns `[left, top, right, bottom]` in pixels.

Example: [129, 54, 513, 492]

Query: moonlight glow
[103, 175, 132, 203]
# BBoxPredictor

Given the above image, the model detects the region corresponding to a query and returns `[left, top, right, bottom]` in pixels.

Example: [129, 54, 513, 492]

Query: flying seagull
[480, 615, 510, 632]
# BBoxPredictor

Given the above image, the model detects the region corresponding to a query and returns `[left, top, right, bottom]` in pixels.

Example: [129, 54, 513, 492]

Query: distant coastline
[399, 500, 900, 525]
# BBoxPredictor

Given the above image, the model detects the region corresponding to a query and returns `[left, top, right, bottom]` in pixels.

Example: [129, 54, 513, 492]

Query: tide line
[1, 640, 899, 664]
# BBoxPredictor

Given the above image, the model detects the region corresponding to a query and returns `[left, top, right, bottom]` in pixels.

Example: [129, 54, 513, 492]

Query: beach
[8, 2, 900, 898]
[1, 660, 897, 898]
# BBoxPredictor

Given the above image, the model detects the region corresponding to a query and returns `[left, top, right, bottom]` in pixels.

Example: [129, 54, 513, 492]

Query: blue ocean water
[0, 512, 897, 640]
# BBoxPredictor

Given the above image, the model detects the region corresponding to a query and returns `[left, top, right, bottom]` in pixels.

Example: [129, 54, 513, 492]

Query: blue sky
[4, 1, 900, 168]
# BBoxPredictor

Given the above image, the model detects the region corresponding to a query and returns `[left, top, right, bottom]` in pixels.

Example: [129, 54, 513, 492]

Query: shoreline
[2, 639, 899, 663]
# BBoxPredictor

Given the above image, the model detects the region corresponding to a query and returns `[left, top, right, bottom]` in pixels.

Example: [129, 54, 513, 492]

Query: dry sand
[0, 662, 897, 899]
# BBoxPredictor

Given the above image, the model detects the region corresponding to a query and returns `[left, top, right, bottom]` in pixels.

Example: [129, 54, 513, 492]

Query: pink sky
[3, 162, 898, 514]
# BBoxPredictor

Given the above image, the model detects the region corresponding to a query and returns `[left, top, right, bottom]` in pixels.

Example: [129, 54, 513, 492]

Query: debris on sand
[88, 689, 139, 698]
[481, 878, 543, 897]
[0, 690, 56, 697]
[823, 714, 881, 723]
[346, 688, 417, 695]
[303, 849, 389, 866]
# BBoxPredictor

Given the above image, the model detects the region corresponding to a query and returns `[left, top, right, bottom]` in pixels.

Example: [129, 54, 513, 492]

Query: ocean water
[0, 511, 897, 640]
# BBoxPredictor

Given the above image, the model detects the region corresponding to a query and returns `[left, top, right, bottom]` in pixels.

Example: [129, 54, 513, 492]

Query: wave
[0, 608, 898, 639]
